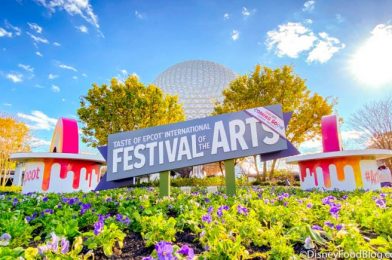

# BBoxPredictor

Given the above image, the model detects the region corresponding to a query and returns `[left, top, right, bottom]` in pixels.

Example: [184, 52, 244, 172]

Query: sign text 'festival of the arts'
[107, 104, 287, 181]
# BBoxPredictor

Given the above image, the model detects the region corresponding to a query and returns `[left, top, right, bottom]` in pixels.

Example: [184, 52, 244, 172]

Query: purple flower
[177, 244, 195, 259]
[306, 203, 313, 208]
[38, 245, 49, 255]
[329, 203, 341, 218]
[116, 214, 130, 225]
[237, 205, 249, 216]
[342, 195, 348, 200]
[375, 198, 386, 209]
[12, 198, 18, 206]
[204, 198, 210, 203]
[278, 193, 290, 201]
[68, 198, 79, 205]
[43, 209, 54, 215]
[264, 199, 269, 204]
[207, 206, 214, 214]
[322, 195, 336, 206]
[49, 233, 60, 252]
[142, 257, 155, 260]
[324, 221, 334, 228]
[312, 225, 323, 231]
[61, 238, 70, 254]
[155, 241, 175, 260]
[202, 214, 212, 224]
[0, 233, 11, 246]
[336, 224, 343, 231]
[43, 197, 48, 202]
[217, 205, 229, 217]
[304, 236, 314, 249]
[93, 220, 104, 235]
[283, 202, 288, 207]
[80, 203, 92, 215]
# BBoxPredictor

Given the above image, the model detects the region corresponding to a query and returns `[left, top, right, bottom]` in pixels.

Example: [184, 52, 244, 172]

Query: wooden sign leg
[159, 171, 170, 198]
[224, 159, 236, 196]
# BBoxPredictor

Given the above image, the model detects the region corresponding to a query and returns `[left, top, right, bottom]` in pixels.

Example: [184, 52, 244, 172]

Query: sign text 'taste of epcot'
[107, 104, 287, 181]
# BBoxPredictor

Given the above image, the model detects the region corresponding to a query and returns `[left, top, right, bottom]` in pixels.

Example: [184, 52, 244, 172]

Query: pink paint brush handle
[321, 115, 342, 152]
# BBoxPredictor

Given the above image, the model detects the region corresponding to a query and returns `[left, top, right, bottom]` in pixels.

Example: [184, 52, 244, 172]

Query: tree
[77, 75, 186, 147]
[0, 115, 31, 186]
[213, 65, 334, 180]
[350, 96, 392, 169]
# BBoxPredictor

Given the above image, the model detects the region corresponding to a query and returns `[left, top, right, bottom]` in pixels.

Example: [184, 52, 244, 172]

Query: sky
[1, 0, 392, 154]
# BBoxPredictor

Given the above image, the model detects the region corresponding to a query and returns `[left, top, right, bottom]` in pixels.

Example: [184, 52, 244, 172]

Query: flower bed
[0, 186, 391, 259]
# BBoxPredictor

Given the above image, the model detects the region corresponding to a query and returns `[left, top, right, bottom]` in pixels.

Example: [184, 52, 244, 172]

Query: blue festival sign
[102, 104, 294, 182]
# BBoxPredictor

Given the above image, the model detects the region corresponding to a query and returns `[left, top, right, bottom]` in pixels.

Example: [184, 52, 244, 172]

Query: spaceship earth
[153, 60, 237, 120]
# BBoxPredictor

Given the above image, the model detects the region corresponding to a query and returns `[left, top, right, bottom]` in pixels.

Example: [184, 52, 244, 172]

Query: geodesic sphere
[153, 60, 237, 120]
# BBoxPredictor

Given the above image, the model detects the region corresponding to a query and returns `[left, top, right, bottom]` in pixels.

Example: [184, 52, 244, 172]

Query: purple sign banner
[104, 104, 294, 181]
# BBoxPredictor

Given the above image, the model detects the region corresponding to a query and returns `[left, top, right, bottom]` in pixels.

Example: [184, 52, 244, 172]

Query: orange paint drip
[348, 158, 363, 188]
[334, 160, 346, 181]
[42, 160, 54, 191]
[317, 161, 331, 188]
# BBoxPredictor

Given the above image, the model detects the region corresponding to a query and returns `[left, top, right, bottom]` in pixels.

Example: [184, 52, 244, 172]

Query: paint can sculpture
[11, 118, 105, 194]
[286, 115, 392, 191]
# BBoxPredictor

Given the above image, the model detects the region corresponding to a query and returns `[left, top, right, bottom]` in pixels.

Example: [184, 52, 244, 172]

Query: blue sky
[1, 0, 392, 153]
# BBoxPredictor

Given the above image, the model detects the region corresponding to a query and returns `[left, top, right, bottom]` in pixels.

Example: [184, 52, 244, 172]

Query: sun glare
[351, 24, 392, 87]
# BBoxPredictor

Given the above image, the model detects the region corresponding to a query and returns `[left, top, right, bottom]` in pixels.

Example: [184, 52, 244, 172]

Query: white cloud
[30, 136, 51, 148]
[303, 0, 315, 12]
[18, 64, 34, 73]
[134, 10, 145, 19]
[3, 103, 12, 107]
[72, 75, 78, 80]
[223, 13, 230, 20]
[120, 69, 128, 75]
[76, 25, 88, 33]
[36, 51, 43, 57]
[17, 110, 57, 130]
[27, 32, 49, 44]
[0, 27, 12, 38]
[48, 73, 58, 80]
[6, 73, 23, 83]
[307, 32, 345, 63]
[299, 137, 322, 154]
[4, 21, 21, 36]
[51, 85, 60, 92]
[28, 22, 43, 33]
[341, 130, 363, 140]
[58, 64, 78, 71]
[53, 41, 61, 46]
[82, 73, 87, 77]
[241, 7, 255, 17]
[34, 84, 45, 88]
[266, 22, 344, 62]
[62, 98, 66, 102]
[336, 14, 344, 23]
[36, 0, 100, 29]
[231, 30, 239, 41]
[266, 22, 317, 58]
